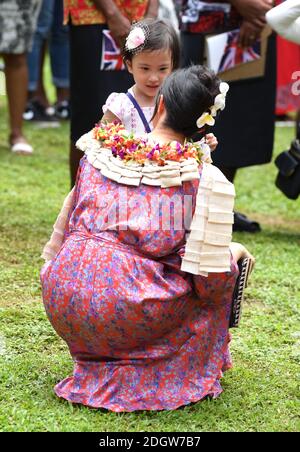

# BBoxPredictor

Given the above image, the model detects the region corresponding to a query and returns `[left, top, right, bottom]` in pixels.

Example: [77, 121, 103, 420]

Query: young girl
[102, 18, 218, 153]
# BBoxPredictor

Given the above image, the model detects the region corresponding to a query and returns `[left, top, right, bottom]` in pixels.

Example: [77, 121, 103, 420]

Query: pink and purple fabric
[41, 157, 238, 412]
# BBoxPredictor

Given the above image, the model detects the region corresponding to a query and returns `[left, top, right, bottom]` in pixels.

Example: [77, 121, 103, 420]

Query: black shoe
[23, 100, 59, 123]
[54, 100, 70, 120]
[233, 212, 261, 233]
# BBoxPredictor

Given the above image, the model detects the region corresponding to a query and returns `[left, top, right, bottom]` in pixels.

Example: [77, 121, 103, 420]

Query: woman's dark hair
[122, 19, 180, 70]
[153, 66, 222, 138]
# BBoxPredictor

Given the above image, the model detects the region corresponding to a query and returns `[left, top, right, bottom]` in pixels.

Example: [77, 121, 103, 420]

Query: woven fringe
[181, 163, 235, 276]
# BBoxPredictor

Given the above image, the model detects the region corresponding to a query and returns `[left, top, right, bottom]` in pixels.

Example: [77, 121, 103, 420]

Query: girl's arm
[229, 241, 256, 273]
[101, 92, 124, 124]
[101, 109, 122, 124]
[205, 133, 218, 152]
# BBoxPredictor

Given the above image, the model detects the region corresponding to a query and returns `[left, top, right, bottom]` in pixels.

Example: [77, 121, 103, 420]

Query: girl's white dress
[102, 87, 154, 134]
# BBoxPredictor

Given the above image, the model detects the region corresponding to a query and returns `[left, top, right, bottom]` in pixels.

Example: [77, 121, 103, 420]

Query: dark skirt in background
[181, 32, 277, 169]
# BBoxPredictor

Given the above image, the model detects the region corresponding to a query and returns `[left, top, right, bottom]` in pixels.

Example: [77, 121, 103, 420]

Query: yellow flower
[196, 112, 215, 129]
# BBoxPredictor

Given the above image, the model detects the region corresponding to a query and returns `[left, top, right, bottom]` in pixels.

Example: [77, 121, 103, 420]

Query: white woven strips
[101, 166, 122, 183]
[208, 209, 234, 224]
[189, 228, 205, 241]
[181, 163, 235, 276]
[161, 176, 182, 188]
[76, 131, 100, 153]
[180, 163, 198, 173]
[204, 231, 232, 246]
[213, 180, 235, 196]
[119, 176, 140, 186]
[140, 176, 161, 186]
[180, 161, 200, 182]
[181, 260, 202, 275]
[181, 170, 200, 182]
[141, 171, 160, 179]
[76, 131, 203, 187]
[209, 195, 234, 211]
[199, 249, 231, 266]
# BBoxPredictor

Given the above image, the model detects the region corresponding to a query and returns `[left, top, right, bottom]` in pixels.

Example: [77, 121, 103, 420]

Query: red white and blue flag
[100, 30, 125, 71]
[218, 30, 261, 73]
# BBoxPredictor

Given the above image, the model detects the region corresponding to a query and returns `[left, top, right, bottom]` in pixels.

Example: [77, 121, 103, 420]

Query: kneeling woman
[41, 66, 254, 412]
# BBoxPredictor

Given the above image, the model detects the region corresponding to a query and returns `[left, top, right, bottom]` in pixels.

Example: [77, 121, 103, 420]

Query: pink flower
[126, 27, 145, 51]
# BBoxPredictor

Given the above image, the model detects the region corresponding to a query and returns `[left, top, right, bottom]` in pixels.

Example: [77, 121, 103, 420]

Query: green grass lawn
[0, 91, 299, 432]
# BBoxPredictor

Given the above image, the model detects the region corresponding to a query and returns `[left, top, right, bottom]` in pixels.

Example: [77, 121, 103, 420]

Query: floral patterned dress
[41, 155, 238, 412]
[0, 0, 41, 54]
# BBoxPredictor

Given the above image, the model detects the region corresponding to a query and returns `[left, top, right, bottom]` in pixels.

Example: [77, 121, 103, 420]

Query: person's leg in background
[50, 0, 70, 119]
[3, 52, 33, 152]
[25, 0, 56, 120]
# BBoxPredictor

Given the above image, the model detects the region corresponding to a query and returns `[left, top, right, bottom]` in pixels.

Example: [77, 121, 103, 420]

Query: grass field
[0, 89, 299, 432]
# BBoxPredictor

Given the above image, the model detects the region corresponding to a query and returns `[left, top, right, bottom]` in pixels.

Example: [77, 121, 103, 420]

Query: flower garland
[93, 122, 204, 166]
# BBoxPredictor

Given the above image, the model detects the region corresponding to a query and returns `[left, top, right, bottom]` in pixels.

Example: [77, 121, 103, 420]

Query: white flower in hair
[214, 93, 226, 111]
[211, 82, 230, 114]
[125, 27, 146, 51]
[220, 82, 229, 94]
[196, 112, 215, 129]
[210, 105, 217, 117]
[196, 81, 230, 128]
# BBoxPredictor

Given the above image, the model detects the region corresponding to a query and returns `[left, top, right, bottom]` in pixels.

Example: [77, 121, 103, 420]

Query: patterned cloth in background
[179, 0, 241, 33]
[63, 0, 149, 25]
[0, 0, 42, 54]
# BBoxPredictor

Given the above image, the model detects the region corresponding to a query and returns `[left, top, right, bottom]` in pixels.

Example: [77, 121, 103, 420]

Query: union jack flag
[218, 30, 261, 73]
[100, 30, 125, 71]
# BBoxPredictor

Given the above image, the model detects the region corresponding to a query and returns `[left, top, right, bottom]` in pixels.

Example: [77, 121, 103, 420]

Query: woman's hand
[93, 0, 131, 48]
[106, 11, 131, 48]
[238, 19, 264, 48]
[205, 133, 218, 152]
[230, 241, 256, 273]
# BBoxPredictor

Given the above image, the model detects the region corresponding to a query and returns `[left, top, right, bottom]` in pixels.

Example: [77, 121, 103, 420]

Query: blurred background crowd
[0, 0, 299, 232]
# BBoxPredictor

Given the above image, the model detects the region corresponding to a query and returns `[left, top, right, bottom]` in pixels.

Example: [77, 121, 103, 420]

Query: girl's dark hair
[122, 19, 180, 70]
[153, 65, 222, 138]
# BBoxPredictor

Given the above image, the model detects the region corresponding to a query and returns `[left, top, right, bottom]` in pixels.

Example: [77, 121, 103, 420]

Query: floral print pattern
[64, 0, 149, 26]
[41, 156, 238, 412]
